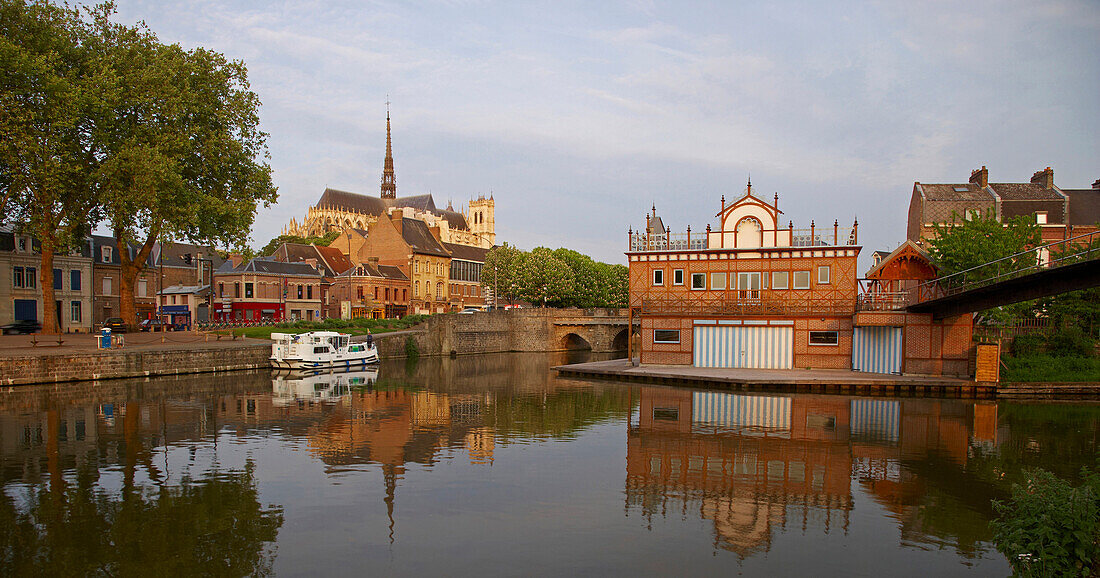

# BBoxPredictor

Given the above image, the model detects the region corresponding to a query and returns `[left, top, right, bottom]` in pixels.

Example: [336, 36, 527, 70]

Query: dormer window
[1036, 212, 1048, 225]
[17, 237, 27, 252]
[101, 246, 112, 263]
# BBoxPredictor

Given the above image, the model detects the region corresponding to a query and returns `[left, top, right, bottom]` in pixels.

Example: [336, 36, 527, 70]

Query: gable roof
[315, 245, 354, 275]
[238, 258, 323, 277]
[442, 242, 488, 262]
[917, 183, 998, 202]
[988, 182, 1065, 201]
[865, 240, 936, 280]
[401, 218, 450, 257]
[336, 263, 409, 281]
[158, 241, 225, 269]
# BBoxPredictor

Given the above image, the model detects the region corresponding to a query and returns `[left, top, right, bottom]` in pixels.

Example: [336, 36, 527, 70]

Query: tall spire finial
[747, 173, 752, 196]
[381, 101, 396, 199]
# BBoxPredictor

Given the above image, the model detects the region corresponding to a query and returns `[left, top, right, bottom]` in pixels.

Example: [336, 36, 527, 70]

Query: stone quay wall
[375, 308, 629, 358]
[0, 344, 271, 387]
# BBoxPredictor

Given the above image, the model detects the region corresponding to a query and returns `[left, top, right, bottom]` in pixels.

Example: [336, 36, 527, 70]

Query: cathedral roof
[314, 188, 470, 231]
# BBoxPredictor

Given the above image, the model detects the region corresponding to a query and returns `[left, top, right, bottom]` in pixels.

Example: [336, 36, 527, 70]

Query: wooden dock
[554, 359, 995, 397]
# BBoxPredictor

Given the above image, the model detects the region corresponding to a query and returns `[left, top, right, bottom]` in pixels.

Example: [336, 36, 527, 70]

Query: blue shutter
[70, 269, 81, 291]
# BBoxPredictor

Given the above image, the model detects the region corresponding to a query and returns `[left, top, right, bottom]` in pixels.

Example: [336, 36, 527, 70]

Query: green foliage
[227, 314, 429, 339]
[1046, 326, 1097, 358]
[481, 244, 627, 308]
[1012, 334, 1046, 357]
[991, 468, 1100, 577]
[257, 231, 341, 257]
[515, 247, 575, 306]
[404, 336, 420, 359]
[929, 213, 1041, 283]
[1001, 355, 1100, 383]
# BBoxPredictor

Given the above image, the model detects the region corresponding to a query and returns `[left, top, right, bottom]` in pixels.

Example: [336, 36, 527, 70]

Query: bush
[404, 336, 420, 359]
[1047, 327, 1097, 358]
[1001, 355, 1100, 382]
[991, 468, 1100, 577]
[1012, 334, 1046, 357]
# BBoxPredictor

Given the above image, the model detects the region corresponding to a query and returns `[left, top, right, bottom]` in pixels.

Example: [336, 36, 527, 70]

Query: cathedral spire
[381, 101, 396, 199]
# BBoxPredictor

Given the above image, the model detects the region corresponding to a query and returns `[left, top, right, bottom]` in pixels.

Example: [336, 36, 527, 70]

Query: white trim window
[654, 329, 680, 343]
[793, 271, 811, 290]
[691, 272, 706, 290]
[652, 269, 664, 286]
[673, 269, 684, 285]
[101, 246, 112, 263]
[817, 265, 831, 285]
[710, 272, 726, 290]
[771, 271, 789, 290]
[809, 331, 839, 345]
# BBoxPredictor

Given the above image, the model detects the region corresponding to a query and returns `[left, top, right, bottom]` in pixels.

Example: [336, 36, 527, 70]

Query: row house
[89, 235, 157, 326]
[907, 166, 1099, 244]
[0, 229, 93, 332]
[157, 284, 212, 328]
[444, 242, 489, 311]
[331, 257, 410, 319]
[360, 209, 451, 315]
[270, 242, 353, 319]
[212, 258, 323, 322]
[628, 183, 971, 377]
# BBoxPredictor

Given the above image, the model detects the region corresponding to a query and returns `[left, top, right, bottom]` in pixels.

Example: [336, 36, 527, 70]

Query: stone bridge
[379, 308, 637, 357]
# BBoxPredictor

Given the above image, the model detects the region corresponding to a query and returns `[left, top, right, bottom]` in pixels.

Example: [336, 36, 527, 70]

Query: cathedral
[283, 110, 496, 249]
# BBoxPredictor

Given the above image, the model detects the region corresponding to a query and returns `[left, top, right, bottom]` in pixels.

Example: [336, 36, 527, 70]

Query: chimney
[969, 166, 988, 188]
[1031, 167, 1054, 189]
[228, 253, 244, 268]
[368, 256, 380, 267]
[391, 209, 404, 235]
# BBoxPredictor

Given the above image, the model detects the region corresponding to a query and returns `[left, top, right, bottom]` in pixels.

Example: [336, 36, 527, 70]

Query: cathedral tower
[380, 108, 396, 199]
[468, 194, 496, 246]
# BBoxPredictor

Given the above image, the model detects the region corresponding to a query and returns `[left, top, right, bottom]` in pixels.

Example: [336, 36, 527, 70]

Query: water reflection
[0, 355, 1096, 575]
[626, 387, 1003, 559]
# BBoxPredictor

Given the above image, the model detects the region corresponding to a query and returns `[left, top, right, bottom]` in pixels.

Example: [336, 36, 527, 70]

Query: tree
[89, 9, 277, 329]
[480, 243, 522, 306]
[552, 248, 602, 307]
[605, 263, 629, 308]
[515, 247, 574, 307]
[0, 0, 105, 333]
[928, 212, 1041, 284]
[257, 231, 340, 257]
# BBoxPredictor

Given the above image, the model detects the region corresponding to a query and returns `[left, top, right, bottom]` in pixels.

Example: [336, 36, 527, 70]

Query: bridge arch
[612, 328, 629, 351]
[561, 332, 592, 351]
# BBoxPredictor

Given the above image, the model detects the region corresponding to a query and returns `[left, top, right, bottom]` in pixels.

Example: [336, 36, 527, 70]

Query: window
[373, 287, 378, 300]
[70, 301, 81, 323]
[415, 261, 419, 273]
[357, 287, 364, 299]
[385, 287, 391, 300]
[652, 269, 664, 286]
[1036, 212, 1048, 224]
[737, 272, 761, 298]
[17, 238, 26, 252]
[673, 269, 684, 285]
[13, 266, 24, 288]
[414, 282, 419, 297]
[53, 269, 62, 290]
[653, 329, 680, 343]
[436, 282, 443, 299]
[772, 271, 789, 290]
[218, 282, 224, 298]
[691, 272, 706, 290]
[809, 331, 839, 345]
[101, 246, 112, 263]
[171, 295, 177, 305]
[710, 272, 726, 290]
[402, 289, 407, 301]
[70, 270, 81, 291]
[817, 265, 831, 284]
[651, 328, 677, 343]
[307, 285, 313, 299]
[103, 277, 112, 295]
[297, 284, 303, 299]
[138, 279, 147, 297]
[25, 267, 35, 289]
[793, 271, 811, 290]
[245, 283, 253, 298]
[234, 282, 241, 298]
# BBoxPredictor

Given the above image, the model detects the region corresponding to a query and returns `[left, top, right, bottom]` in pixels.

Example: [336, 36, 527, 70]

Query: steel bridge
[903, 231, 1100, 320]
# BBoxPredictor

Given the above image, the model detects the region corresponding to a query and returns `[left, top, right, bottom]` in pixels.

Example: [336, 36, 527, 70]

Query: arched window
[735, 217, 763, 249]
[424, 281, 430, 300]
[436, 282, 443, 299]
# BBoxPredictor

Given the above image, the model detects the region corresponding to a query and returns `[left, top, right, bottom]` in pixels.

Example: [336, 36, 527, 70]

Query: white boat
[270, 331, 379, 369]
[270, 366, 379, 406]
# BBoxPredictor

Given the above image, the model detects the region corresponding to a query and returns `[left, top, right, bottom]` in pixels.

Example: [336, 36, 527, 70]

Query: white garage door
[852, 326, 904, 374]
[693, 325, 793, 369]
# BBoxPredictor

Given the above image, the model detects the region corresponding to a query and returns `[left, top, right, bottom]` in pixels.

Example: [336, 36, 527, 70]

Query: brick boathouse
[627, 182, 972, 377]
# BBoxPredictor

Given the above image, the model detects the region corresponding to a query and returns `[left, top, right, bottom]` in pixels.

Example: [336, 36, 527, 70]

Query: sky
[112, 0, 1099, 268]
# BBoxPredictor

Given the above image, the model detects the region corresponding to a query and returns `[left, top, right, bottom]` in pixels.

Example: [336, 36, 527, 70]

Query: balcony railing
[628, 224, 858, 252]
[640, 295, 856, 317]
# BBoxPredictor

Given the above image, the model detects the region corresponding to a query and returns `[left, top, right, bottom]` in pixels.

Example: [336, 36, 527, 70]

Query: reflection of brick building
[626, 387, 998, 557]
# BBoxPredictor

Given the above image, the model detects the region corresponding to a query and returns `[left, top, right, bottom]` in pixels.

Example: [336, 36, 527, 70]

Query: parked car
[102, 317, 128, 333]
[139, 319, 169, 332]
[458, 307, 481, 315]
[1, 319, 41, 335]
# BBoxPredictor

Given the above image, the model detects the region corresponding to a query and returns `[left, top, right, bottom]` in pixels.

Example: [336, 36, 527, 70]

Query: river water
[1, 352, 1097, 576]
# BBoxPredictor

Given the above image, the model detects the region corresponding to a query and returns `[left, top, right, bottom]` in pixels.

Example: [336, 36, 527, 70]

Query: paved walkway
[555, 358, 986, 393]
[0, 331, 266, 357]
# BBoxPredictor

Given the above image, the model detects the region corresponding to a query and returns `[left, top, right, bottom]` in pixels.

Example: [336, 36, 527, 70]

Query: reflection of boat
[270, 331, 379, 369]
[271, 366, 380, 405]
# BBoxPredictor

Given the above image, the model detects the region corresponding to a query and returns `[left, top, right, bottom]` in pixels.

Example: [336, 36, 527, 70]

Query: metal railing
[628, 225, 858, 252]
[912, 230, 1100, 303]
[641, 296, 856, 317]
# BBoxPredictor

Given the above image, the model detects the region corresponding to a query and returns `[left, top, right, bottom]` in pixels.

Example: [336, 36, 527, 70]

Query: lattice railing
[641, 295, 856, 317]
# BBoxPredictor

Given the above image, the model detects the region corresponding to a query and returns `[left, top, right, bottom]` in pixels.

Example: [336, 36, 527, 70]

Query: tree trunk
[40, 248, 58, 334]
[116, 227, 159, 332]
